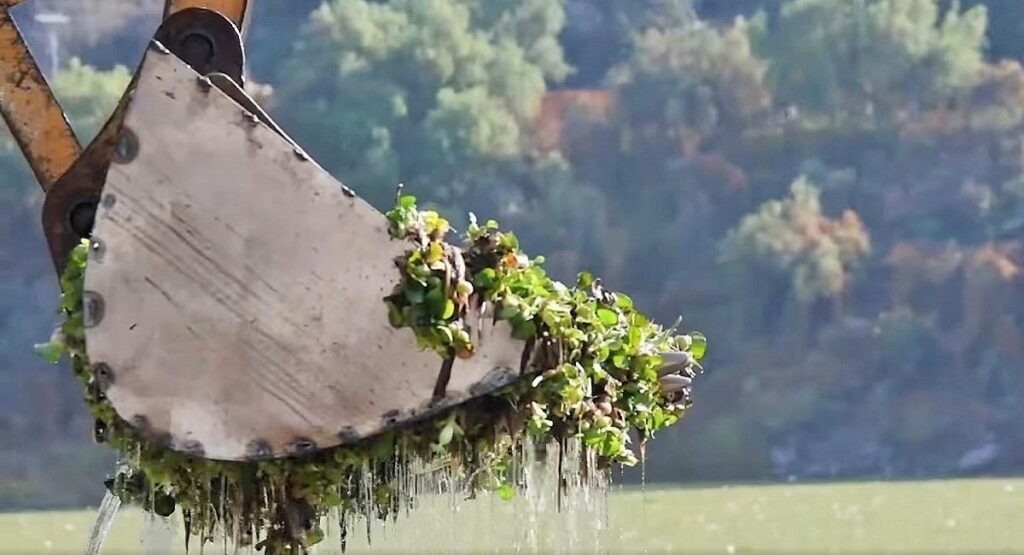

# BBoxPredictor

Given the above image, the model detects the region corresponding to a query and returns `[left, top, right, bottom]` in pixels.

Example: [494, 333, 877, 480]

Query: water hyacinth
[36, 194, 706, 554]
[384, 193, 704, 464]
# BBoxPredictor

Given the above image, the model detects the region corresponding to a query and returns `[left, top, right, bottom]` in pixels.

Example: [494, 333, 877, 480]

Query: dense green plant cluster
[36, 195, 704, 553]
[385, 193, 705, 464]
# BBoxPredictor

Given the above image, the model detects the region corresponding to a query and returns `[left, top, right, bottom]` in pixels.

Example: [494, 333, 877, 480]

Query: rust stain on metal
[0, 6, 81, 191]
[164, 0, 250, 34]
[41, 93, 131, 273]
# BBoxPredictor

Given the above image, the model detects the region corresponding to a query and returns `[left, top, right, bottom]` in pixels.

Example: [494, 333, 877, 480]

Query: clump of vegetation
[37, 195, 704, 554]
[385, 192, 704, 463]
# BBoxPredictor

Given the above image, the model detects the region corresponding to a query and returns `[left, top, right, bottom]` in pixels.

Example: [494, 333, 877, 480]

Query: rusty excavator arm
[0, 0, 81, 191]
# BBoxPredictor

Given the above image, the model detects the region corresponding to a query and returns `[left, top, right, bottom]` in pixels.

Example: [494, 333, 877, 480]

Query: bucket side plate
[83, 46, 527, 462]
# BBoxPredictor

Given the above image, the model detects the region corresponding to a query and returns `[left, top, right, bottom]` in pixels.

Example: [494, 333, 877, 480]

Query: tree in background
[609, 17, 771, 139]
[720, 177, 871, 334]
[560, 0, 698, 87]
[50, 58, 131, 141]
[695, 0, 786, 23]
[275, 0, 569, 212]
[247, 0, 323, 81]
[962, 0, 1024, 63]
[752, 0, 987, 122]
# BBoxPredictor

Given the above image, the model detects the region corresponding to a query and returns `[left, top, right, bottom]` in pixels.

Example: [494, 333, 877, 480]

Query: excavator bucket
[4, 4, 698, 475]
[77, 44, 529, 462]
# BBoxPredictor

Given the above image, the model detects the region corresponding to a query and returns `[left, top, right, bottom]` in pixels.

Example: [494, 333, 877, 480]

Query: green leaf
[512, 320, 537, 340]
[402, 305, 426, 327]
[498, 483, 515, 501]
[601, 432, 622, 457]
[628, 327, 643, 350]
[615, 293, 634, 310]
[34, 338, 64, 365]
[499, 232, 519, 251]
[652, 407, 667, 429]
[387, 304, 404, 327]
[437, 420, 456, 447]
[423, 210, 439, 228]
[442, 299, 456, 320]
[475, 268, 497, 289]
[426, 287, 446, 318]
[583, 428, 604, 446]
[426, 242, 445, 265]
[690, 332, 707, 360]
[541, 308, 560, 329]
[498, 305, 521, 320]
[399, 195, 417, 208]
[435, 325, 454, 345]
[454, 328, 471, 348]
[403, 283, 426, 304]
[597, 308, 619, 327]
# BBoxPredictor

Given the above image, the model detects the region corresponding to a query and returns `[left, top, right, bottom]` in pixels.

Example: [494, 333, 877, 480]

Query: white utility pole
[34, 11, 70, 75]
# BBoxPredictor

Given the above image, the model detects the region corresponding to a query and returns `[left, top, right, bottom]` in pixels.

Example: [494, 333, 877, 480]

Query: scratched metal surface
[83, 46, 528, 461]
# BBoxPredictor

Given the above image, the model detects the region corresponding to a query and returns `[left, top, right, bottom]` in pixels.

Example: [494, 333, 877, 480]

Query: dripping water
[331, 436, 609, 553]
[140, 512, 177, 555]
[126, 435, 611, 554]
[86, 491, 122, 555]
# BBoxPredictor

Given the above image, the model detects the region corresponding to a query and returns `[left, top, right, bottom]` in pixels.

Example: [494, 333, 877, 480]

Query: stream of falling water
[320, 437, 610, 554]
[140, 512, 177, 555]
[105, 437, 610, 554]
[86, 491, 122, 555]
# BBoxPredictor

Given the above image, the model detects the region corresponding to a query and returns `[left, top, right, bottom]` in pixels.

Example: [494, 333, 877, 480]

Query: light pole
[34, 11, 70, 76]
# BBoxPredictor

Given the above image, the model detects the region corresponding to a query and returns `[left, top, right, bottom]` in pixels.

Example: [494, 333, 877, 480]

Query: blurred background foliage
[3, 0, 1024, 508]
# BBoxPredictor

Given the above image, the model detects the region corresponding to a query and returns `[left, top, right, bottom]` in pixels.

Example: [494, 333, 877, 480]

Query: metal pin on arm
[163, 0, 251, 36]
